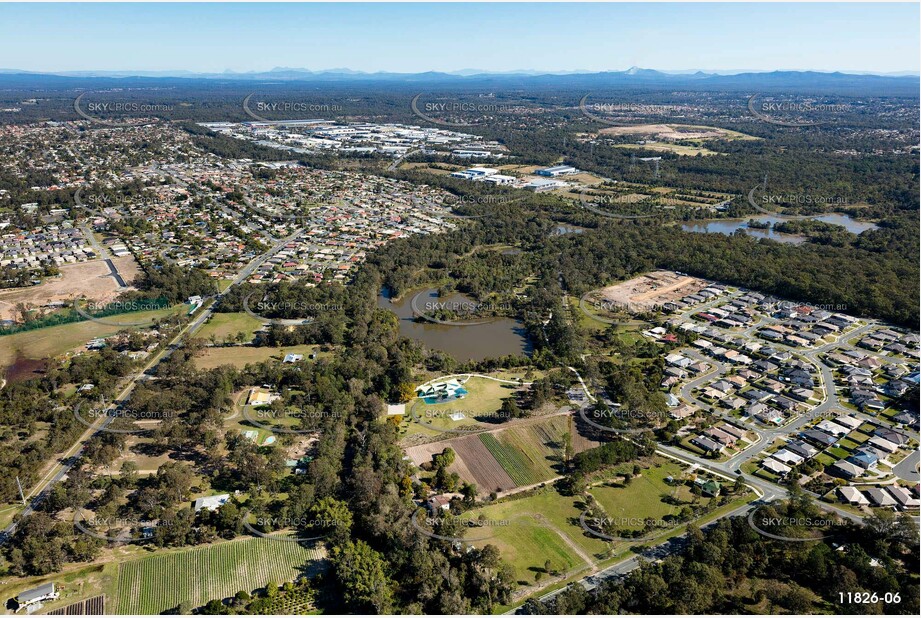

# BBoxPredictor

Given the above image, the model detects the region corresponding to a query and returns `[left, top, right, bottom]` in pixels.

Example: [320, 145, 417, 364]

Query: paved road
[1, 226, 303, 542]
[524, 496, 759, 612]
[79, 222, 128, 288]
[517, 292, 911, 611]
[893, 450, 920, 483]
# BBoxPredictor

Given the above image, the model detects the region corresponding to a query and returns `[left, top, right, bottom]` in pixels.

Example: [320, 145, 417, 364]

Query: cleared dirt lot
[112, 255, 143, 286]
[0, 257, 141, 320]
[596, 270, 710, 312]
[599, 123, 755, 141]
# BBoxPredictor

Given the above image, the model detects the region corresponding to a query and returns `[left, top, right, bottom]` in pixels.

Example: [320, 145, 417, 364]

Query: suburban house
[800, 429, 837, 448]
[864, 488, 897, 508]
[704, 427, 736, 448]
[834, 415, 863, 431]
[193, 493, 230, 512]
[692, 477, 721, 497]
[837, 486, 869, 506]
[718, 424, 747, 443]
[670, 403, 696, 420]
[247, 387, 281, 407]
[868, 436, 899, 454]
[786, 440, 818, 460]
[846, 450, 878, 470]
[761, 458, 791, 476]
[886, 486, 920, 510]
[874, 427, 910, 446]
[816, 420, 851, 437]
[772, 449, 804, 466]
[690, 435, 723, 454]
[828, 460, 863, 479]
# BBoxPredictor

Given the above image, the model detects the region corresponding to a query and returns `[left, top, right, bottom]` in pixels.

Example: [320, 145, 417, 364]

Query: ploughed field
[405, 415, 599, 494]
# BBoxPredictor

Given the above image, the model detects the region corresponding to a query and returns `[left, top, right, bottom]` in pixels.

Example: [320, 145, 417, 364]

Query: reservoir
[377, 287, 532, 362]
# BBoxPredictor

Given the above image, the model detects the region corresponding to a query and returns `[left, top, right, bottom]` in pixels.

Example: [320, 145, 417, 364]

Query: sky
[0, 2, 918, 74]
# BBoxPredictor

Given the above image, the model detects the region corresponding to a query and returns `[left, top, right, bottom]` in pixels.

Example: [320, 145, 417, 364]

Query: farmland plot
[116, 537, 325, 614]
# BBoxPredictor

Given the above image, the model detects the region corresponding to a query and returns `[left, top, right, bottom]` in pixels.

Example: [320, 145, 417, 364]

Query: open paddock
[193, 344, 320, 370]
[0, 305, 181, 372]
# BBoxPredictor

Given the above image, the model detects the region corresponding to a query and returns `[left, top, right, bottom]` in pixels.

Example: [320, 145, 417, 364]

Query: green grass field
[838, 438, 861, 451]
[465, 488, 607, 582]
[569, 296, 648, 341]
[116, 537, 324, 614]
[196, 312, 264, 343]
[0, 306, 182, 369]
[402, 374, 530, 440]
[588, 462, 691, 532]
[471, 488, 610, 561]
[483, 519, 582, 583]
[193, 344, 319, 370]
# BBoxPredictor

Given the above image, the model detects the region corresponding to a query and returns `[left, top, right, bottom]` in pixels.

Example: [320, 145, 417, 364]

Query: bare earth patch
[406, 435, 517, 493]
[599, 123, 755, 141]
[0, 257, 140, 320]
[597, 270, 710, 312]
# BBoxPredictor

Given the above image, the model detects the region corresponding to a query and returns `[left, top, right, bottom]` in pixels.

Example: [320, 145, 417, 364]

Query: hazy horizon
[1, 2, 918, 74]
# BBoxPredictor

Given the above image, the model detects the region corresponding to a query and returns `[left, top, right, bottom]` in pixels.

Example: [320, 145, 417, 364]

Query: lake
[681, 213, 878, 244]
[377, 287, 532, 362]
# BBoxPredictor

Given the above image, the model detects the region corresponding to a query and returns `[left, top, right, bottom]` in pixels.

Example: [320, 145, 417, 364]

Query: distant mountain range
[1, 66, 918, 79]
[0, 66, 917, 95]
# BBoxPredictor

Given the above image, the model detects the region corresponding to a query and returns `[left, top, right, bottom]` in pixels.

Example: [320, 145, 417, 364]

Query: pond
[551, 224, 587, 236]
[681, 213, 878, 244]
[377, 287, 533, 362]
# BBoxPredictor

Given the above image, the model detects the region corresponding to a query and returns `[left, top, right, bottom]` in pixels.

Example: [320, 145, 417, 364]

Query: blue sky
[1, 2, 918, 74]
